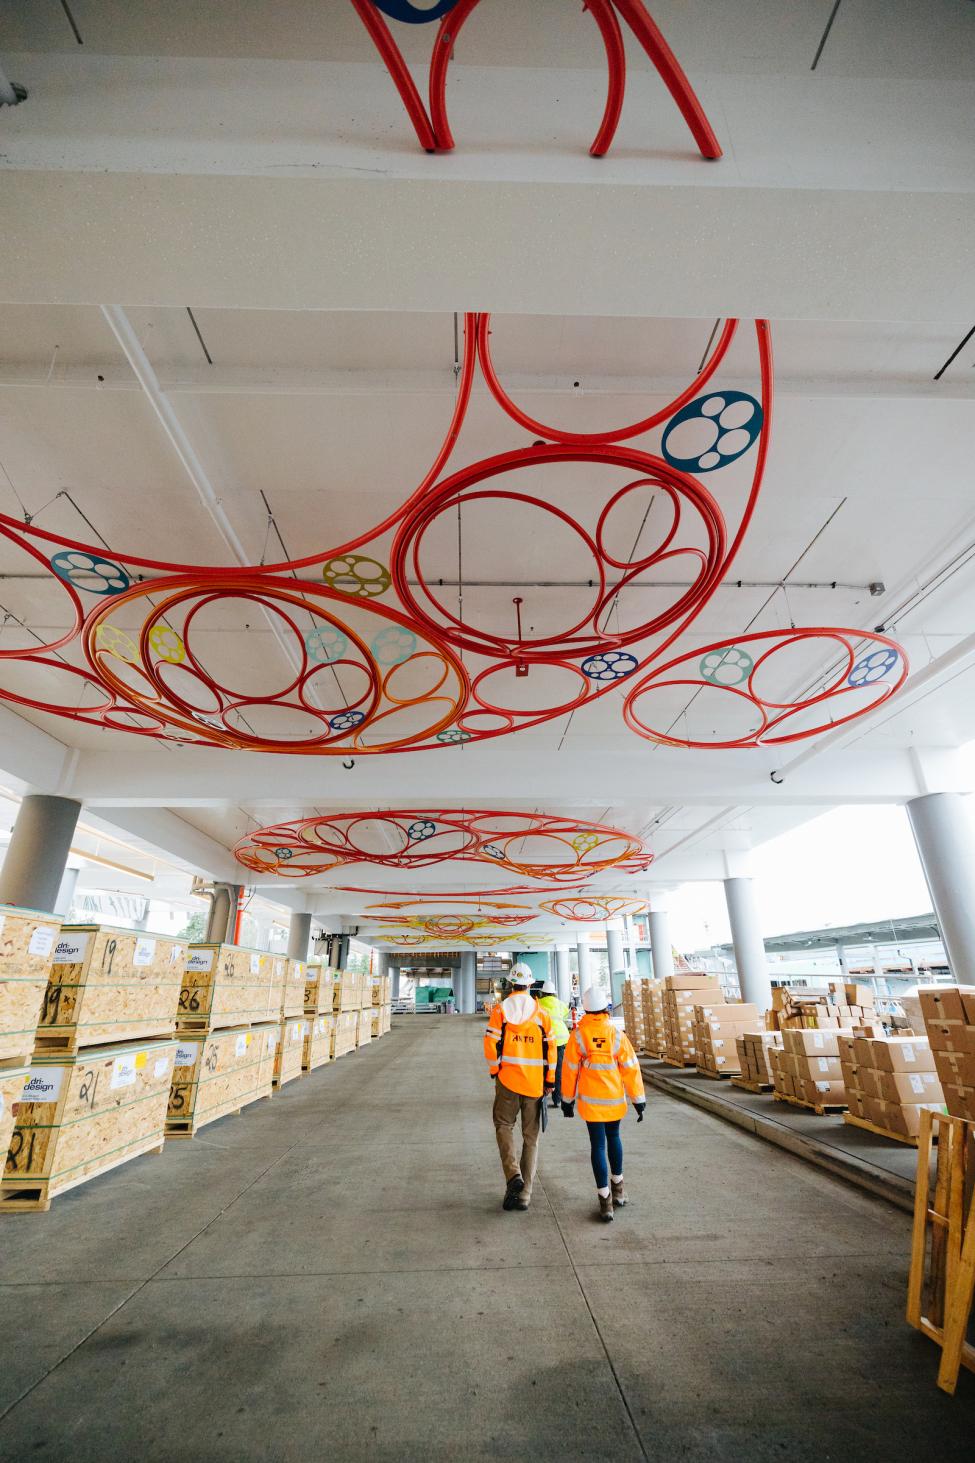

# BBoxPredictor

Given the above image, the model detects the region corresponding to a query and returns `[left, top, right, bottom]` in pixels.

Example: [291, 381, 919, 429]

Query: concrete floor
[1, 1016, 973, 1462]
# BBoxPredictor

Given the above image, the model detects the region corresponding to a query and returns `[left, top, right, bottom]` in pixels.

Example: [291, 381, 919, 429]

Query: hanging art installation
[350, 0, 722, 159]
[0, 314, 907, 775]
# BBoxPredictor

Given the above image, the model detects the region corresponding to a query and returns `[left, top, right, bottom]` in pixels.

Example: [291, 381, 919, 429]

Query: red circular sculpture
[350, 0, 722, 160]
[538, 896, 649, 922]
[622, 628, 909, 749]
[234, 809, 653, 881]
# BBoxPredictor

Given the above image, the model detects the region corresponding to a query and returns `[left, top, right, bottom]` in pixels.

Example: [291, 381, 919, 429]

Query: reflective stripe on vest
[500, 1055, 546, 1067]
[579, 1093, 624, 1106]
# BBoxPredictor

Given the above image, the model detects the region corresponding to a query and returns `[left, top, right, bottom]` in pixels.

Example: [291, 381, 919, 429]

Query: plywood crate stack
[661, 973, 723, 1066]
[332, 1009, 358, 1059]
[640, 978, 665, 1058]
[167, 1023, 277, 1138]
[379, 1002, 392, 1035]
[772, 1027, 848, 1112]
[276, 956, 307, 1020]
[733, 1030, 782, 1090]
[273, 1016, 307, 1088]
[694, 1003, 761, 1077]
[919, 985, 975, 1121]
[356, 1005, 372, 1049]
[303, 1012, 334, 1072]
[371, 973, 392, 1006]
[769, 981, 876, 1032]
[842, 1033, 944, 1143]
[333, 969, 362, 1016]
[35, 925, 185, 1053]
[0, 905, 62, 1067]
[0, 1065, 30, 1169]
[180, 943, 280, 1032]
[304, 963, 336, 1016]
[622, 979, 648, 1052]
[2, 1038, 177, 1210]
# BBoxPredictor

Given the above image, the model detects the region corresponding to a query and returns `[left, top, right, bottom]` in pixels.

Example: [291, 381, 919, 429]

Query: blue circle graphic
[329, 710, 366, 733]
[51, 550, 130, 596]
[305, 627, 348, 665]
[372, 1, 460, 22]
[581, 651, 638, 682]
[848, 649, 899, 687]
[662, 391, 763, 474]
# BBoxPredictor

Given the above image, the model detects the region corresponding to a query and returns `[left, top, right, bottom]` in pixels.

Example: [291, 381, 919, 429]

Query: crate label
[294, 962, 305, 980]
[815, 1080, 831, 1092]
[267, 1032, 277, 1051]
[811, 1032, 825, 1049]
[187, 950, 213, 973]
[54, 933, 89, 963]
[29, 925, 56, 958]
[111, 1055, 138, 1089]
[250, 954, 261, 975]
[290, 1022, 303, 1041]
[133, 938, 156, 967]
[135, 1052, 147, 1069]
[274, 959, 284, 979]
[817, 1057, 830, 1072]
[22, 1067, 64, 1104]
[170, 944, 183, 964]
[153, 1056, 172, 1079]
[174, 1044, 199, 1068]
[909, 1073, 926, 1094]
[903, 1043, 916, 1062]
[235, 1033, 249, 1058]
[317, 1018, 326, 1035]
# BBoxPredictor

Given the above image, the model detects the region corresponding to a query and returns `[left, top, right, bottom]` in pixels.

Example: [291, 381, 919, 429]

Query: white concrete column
[206, 882, 242, 944]
[459, 951, 476, 1013]
[391, 966, 401, 1001]
[606, 922, 626, 1007]
[724, 877, 773, 1011]
[287, 911, 312, 962]
[576, 935, 591, 992]
[375, 951, 389, 979]
[649, 908, 675, 983]
[53, 864, 80, 919]
[337, 935, 351, 968]
[555, 946, 572, 1004]
[0, 794, 81, 913]
[907, 792, 975, 986]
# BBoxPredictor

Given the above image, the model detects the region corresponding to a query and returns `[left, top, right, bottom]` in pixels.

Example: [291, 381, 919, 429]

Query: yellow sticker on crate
[135, 1052, 148, 1069]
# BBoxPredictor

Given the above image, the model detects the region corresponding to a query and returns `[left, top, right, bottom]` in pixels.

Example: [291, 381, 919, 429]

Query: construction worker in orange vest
[560, 984, 646, 1223]
[483, 963, 557, 1211]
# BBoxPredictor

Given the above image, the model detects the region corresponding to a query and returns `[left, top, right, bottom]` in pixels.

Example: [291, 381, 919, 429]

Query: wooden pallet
[695, 1066, 734, 1081]
[1, 1137, 165, 1210]
[660, 1057, 697, 1069]
[773, 1091, 847, 1117]
[844, 1111, 925, 1148]
[731, 1077, 772, 1093]
[907, 1109, 975, 1395]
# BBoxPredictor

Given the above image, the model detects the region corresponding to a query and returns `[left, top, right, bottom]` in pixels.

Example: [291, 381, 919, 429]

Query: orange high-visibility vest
[483, 997, 556, 1098]
[560, 1013, 645, 1121]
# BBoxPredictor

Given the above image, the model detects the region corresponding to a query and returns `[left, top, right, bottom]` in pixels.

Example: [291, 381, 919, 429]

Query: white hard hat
[582, 985, 610, 1013]
[509, 963, 533, 987]
[540, 980, 556, 996]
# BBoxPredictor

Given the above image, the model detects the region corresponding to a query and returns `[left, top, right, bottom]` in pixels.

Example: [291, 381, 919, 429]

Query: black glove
[635, 1102, 645, 1123]
[561, 1100, 575, 1118]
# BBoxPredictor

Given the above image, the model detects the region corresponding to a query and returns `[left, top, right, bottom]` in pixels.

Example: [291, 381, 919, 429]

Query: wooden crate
[907, 1109, 975, 1394]
[333, 970, 361, 1013]
[380, 1003, 392, 1035]
[302, 1013, 333, 1073]
[273, 1017, 307, 1089]
[34, 924, 184, 1054]
[370, 975, 392, 1007]
[0, 1066, 29, 1166]
[304, 965, 335, 1016]
[1, 1038, 176, 1211]
[165, 1023, 275, 1138]
[332, 1010, 358, 1059]
[279, 957, 306, 1019]
[0, 906, 61, 1067]
[369, 1006, 381, 1039]
[179, 943, 278, 1033]
[356, 1007, 372, 1050]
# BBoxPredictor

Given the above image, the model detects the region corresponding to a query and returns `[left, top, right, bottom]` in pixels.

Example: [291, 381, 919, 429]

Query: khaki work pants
[493, 1078, 542, 1200]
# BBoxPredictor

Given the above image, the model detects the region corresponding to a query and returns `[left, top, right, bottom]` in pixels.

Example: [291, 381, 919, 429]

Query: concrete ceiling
[1, 0, 973, 946]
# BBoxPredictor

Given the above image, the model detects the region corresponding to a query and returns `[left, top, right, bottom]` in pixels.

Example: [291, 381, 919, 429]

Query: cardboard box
[933, 1048, 975, 1089]
[865, 1036, 933, 1072]
[858, 1068, 885, 1100]
[846, 1090, 867, 1119]
[874, 1068, 943, 1105]
[783, 1028, 841, 1058]
[869, 1099, 946, 1139]
[919, 985, 975, 1027]
[942, 1084, 975, 1121]
[665, 974, 722, 991]
[799, 1054, 843, 1082]
[795, 1077, 846, 1106]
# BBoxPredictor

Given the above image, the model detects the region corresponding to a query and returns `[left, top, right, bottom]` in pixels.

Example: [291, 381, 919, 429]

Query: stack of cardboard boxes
[771, 1028, 847, 1110]
[694, 1002, 761, 1077]
[734, 1030, 782, 1088]
[770, 981, 876, 1032]
[622, 980, 648, 1053]
[640, 978, 665, 1058]
[842, 1033, 945, 1138]
[661, 973, 723, 1066]
[919, 985, 975, 1121]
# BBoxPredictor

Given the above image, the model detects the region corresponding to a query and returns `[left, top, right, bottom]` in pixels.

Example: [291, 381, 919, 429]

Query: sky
[667, 800, 966, 952]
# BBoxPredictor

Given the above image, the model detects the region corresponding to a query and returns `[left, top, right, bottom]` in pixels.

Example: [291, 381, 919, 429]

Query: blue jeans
[586, 1119, 623, 1189]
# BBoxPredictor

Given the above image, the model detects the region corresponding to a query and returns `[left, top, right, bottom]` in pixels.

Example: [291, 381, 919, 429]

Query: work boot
[515, 1193, 531, 1211]
[611, 1178, 628, 1208]
[598, 1192, 614, 1223]
[502, 1174, 525, 1211]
